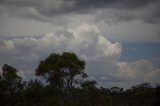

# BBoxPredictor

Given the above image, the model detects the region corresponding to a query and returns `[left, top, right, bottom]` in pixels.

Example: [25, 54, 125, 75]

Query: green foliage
[0, 64, 23, 106]
[36, 52, 86, 93]
[0, 53, 159, 106]
[0, 64, 23, 92]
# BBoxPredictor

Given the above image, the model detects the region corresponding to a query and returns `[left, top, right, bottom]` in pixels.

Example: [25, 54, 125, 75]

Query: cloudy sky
[0, 0, 160, 88]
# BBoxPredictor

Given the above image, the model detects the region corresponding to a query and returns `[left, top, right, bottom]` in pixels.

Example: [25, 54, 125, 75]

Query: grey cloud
[0, 0, 160, 23]
[73, 0, 156, 10]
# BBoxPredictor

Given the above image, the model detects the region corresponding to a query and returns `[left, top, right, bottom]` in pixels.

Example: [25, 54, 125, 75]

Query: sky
[0, 0, 160, 88]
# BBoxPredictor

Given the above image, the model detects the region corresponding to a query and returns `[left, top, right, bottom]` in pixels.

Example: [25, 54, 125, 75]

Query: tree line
[0, 52, 160, 106]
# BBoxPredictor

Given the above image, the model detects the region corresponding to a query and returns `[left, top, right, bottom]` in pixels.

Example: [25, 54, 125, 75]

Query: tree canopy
[36, 52, 86, 93]
[0, 52, 159, 106]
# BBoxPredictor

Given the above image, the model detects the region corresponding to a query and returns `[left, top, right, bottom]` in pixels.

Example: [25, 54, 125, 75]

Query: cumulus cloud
[0, 23, 122, 84]
[117, 60, 157, 82]
[0, 23, 121, 61]
[0, 23, 159, 88]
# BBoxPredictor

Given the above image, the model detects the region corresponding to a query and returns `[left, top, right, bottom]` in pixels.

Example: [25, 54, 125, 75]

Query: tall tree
[1, 64, 22, 92]
[0, 64, 23, 106]
[36, 52, 86, 92]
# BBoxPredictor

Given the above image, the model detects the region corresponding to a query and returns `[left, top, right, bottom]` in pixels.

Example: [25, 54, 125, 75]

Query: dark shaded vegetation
[0, 52, 160, 106]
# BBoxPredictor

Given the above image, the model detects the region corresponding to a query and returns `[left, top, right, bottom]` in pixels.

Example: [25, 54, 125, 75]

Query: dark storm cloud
[0, 0, 158, 13]
[0, 0, 160, 23]
[73, 0, 156, 10]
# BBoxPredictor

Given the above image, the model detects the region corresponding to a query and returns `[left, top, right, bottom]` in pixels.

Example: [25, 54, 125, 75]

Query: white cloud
[34, 23, 122, 61]
[117, 59, 160, 83]
[0, 40, 14, 49]
[145, 69, 160, 83]
[0, 23, 159, 88]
